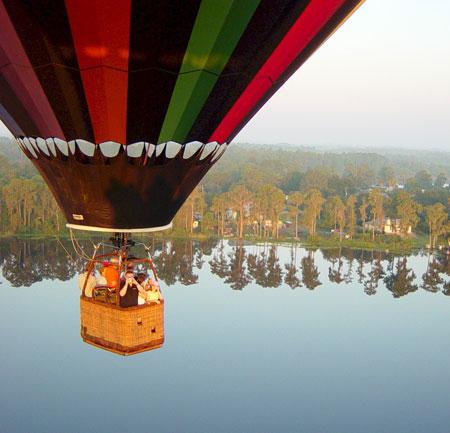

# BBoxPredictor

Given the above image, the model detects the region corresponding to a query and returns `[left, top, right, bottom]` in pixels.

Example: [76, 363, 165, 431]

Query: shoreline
[0, 231, 439, 255]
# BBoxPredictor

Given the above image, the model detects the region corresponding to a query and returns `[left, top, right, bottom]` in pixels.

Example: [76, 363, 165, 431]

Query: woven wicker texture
[80, 297, 164, 355]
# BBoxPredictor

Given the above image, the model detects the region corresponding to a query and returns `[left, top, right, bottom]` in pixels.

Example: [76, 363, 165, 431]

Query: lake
[0, 238, 449, 433]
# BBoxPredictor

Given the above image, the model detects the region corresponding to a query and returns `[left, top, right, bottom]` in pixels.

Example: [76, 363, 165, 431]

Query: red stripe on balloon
[0, 2, 64, 138]
[209, 0, 346, 143]
[65, 0, 131, 143]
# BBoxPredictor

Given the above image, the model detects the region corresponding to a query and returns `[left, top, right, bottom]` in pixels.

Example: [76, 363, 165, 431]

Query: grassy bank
[295, 235, 425, 254]
[1, 229, 434, 255]
[155, 230, 429, 254]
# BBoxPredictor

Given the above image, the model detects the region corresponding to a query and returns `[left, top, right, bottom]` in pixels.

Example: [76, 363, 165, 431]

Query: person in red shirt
[101, 257, 119, 289]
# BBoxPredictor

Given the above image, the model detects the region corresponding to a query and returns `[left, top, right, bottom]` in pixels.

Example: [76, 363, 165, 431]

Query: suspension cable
[70, 228, 95, 261]
[53, 233, 74, 261]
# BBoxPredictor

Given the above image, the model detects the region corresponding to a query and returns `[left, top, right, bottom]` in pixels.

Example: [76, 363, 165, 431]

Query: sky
[236, 0, 450, 149]
[1, 0, 449, 150]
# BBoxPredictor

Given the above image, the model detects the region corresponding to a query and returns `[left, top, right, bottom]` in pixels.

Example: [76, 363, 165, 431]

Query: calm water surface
[0, 238, 449, 433]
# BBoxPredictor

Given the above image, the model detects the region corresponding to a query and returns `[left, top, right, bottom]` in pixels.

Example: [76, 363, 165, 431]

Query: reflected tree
[152, 240, 200, 286]
[435, 254, 450, 296]
[363, 252, 385, 296]
[265, 246, 282, 288]
[301, 250, 321, 290]
[247, 249, 267, 286]
[356, 250, 366, 284]
[384, 257, 417, 298]
[284, 246, 301, 289]
[343, 248, 354, 283]
[178, 241, 199, 285]
[421, 255, 444, 293]
[152, 241, 179, 286]
[224, 245, 251, 290]
[326, 248, 345, 284]
[1, 238, 81, 287]
[209, 241, 229, 279]
[247, 245, 282, 288]
[443, 281, 450, 297]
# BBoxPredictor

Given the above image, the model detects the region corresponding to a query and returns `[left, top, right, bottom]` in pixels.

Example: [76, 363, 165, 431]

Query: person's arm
[119, 280, 129, 297]
[132, 278, 146, 295]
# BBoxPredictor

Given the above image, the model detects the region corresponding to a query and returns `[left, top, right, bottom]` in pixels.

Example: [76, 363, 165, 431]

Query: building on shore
[364, 218, 412, 236]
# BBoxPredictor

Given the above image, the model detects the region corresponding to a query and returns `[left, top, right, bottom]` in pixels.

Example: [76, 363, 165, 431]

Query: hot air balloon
[0, 0, 363, 232]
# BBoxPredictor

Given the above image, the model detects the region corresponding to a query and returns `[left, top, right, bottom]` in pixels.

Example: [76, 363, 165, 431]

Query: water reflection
[0, 238, 83, 286]
[301, 251, 321, 290]
[2, 239, 450, 432]
[0, 238, 449, 298]
[284, 248, 301, 289]
[384, 257, 418, 298]
[422, 255, 445, 293]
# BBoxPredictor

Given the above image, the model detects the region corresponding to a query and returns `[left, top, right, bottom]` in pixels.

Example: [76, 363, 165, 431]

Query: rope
[86, 233, 96, 250]
[70, 228, 94, 261]
[53, 233, 74, 261]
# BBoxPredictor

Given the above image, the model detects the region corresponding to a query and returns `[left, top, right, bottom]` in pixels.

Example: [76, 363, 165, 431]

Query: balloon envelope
[0, 0, 363, 231]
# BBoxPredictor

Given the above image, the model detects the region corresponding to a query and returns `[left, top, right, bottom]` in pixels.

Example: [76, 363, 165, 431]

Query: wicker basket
[80, 297, 164, 356]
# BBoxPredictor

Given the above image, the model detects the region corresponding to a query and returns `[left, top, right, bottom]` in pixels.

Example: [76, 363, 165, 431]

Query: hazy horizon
[234, 0, 450, 150]
[233, 141, 450, 153]
[1, 0, 449, 151]
[2, 134, 450, 155]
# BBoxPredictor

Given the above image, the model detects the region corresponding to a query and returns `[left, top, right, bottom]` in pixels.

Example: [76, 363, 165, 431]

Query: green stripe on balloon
[158, 0, 260, 144]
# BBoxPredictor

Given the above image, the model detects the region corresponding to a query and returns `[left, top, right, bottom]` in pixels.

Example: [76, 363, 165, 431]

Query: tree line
[0, 143, 449, 245]
[0, 153, 63, 235]
[175, 166, 450, 247]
